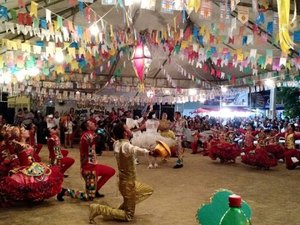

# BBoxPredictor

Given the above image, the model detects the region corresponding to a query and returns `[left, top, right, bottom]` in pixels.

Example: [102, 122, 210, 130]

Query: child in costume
[89, 122, 153, 223]
[46, 126, 75, 176]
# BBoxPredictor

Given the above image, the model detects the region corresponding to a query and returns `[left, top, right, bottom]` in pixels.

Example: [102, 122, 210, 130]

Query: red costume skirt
[264, 144, 285, 160]
[241, 148, 278, 169]
[0, 163, 63, 206]
[284, 149, 300, 170]
[208, 142, 241, 163]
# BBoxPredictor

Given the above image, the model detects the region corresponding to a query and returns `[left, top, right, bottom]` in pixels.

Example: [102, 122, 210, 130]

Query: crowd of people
[0, 104, 300, 223]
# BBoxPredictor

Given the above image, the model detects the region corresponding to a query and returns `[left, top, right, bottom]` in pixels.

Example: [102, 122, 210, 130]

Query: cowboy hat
[154, 140, 171, 158]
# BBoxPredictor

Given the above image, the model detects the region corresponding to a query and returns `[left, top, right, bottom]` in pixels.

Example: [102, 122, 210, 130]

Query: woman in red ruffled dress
[46, 126, 75, 176]
[208, 127, 240, 163]
[239, 125, 259, 152]
[241, 129, 277, 170]
[0, 126, 19, 177]
[264, 128, 285, 161]
[0, 126, 63, 206]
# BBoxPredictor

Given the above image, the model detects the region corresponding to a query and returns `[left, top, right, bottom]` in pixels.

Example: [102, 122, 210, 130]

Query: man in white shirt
[89, 122, 153, 223]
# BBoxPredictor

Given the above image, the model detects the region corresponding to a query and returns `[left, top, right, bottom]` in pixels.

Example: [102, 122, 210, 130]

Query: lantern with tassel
[131, 41, 152, 92]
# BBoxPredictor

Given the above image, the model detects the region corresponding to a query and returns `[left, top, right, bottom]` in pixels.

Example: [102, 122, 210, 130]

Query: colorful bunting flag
[161, 0, 174, 14]
[200, 0, 212, 19]
[237, 6, 249, 24]
[30, 1, 38, 18]
[141, 0, 156, 10]
[101, 0, 116, 5]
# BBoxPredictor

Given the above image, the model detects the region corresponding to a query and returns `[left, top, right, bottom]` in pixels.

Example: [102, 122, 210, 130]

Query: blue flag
[293, 30, 300, 43]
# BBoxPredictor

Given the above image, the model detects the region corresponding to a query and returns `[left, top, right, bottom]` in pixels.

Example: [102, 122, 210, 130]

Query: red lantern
[131, 42, 152, 83]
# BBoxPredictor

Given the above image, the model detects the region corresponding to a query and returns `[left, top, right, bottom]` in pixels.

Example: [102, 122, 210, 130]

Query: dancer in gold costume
[89, 122, 153, 223]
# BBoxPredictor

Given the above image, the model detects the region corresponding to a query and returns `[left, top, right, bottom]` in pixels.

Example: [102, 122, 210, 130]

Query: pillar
[269, 87, 276, 120]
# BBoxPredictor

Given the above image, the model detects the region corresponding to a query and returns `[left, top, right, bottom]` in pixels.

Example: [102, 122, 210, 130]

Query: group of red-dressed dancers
[0, 124, 75, 206]
[193, 123, 300, 170]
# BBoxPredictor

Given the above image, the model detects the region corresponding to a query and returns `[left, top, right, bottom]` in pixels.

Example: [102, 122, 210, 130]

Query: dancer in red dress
[46, 126, 75, 175]
[0, 126, 63, 206]
[239, 125, 259, 152]
[264, 128, 285, 160]
[241, 129, 277, 170]
[208, 127, 240, 163]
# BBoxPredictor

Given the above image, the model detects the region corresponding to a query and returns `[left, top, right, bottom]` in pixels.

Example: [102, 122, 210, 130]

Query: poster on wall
[204, 92, 249, 107]
[250, 90, 284, 109]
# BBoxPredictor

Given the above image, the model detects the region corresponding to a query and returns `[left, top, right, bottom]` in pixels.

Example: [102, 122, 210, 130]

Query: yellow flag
[0, 56, 3, 68]
[277, 0, 294, 54]
[21, 43, 31, 53]
[181, 41, 188, 48]
[68, 47, 76, 59]
[30, 1, 38, 18]
[56, 65, 64, 74]
[109, 47, 116, 56]
[187, 0, 201, 12]
[70, 61, 79, 70]
[79, 47, 86, 56]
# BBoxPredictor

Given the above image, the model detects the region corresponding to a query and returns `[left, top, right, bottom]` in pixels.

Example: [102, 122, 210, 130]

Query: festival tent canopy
[0, 0, 300, 103]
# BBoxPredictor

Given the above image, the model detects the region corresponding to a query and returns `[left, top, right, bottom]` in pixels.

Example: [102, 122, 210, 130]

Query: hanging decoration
[187, 0, 202, 13]
[141, 0, 156, 10]
[277, 0, 296, 54]
[131, 41, 152, 92]
[237, 6, 249, 24]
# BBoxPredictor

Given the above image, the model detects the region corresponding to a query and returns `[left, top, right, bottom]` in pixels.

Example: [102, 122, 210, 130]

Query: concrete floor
[0, 146, 299, 225]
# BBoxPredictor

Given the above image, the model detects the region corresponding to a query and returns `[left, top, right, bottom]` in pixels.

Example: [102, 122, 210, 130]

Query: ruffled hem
[131, 132, 176, 149]
[208, 142, 241, 163]
[264, 144, 285, 160]
[241, 148, 278, 169]
[0, 165, 63, 205]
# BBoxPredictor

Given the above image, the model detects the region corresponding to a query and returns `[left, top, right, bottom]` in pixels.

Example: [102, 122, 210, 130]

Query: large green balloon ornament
[196, 189, 252, 225]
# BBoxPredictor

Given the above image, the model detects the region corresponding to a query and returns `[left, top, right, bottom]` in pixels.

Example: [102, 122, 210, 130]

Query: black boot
[57, 188, 67, 201]
[95, 191, 105, 198]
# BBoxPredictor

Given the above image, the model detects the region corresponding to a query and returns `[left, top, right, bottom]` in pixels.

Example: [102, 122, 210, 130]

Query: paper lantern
[131, 41, 152, 83]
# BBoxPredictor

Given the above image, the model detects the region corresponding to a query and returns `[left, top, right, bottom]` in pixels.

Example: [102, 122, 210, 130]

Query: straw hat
[154, 140, 171, 158]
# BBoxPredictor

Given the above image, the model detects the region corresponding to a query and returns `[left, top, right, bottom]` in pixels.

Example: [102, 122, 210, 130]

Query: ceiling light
[265, 79, 275, 87]
[54, 51, 64, 64]
[90, 24, 99, 36]
[188, 88, 197, 96]
[221, 86, 228, 93]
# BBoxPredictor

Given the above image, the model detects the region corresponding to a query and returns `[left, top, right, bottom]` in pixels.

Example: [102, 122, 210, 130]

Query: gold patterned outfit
[284, 132, 300, 170]
[89, 139, 153, 223]
[159, 119, 176, 140]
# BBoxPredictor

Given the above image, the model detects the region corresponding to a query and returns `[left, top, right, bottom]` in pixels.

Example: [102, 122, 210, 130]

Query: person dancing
[171, 112, 186, 168]
[46, 126, 75, 176]
[275, 124, 300, 170]
[131, 111, 175, 168]
[57, 119, 115, 201]
[89, 122, 153, 223]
